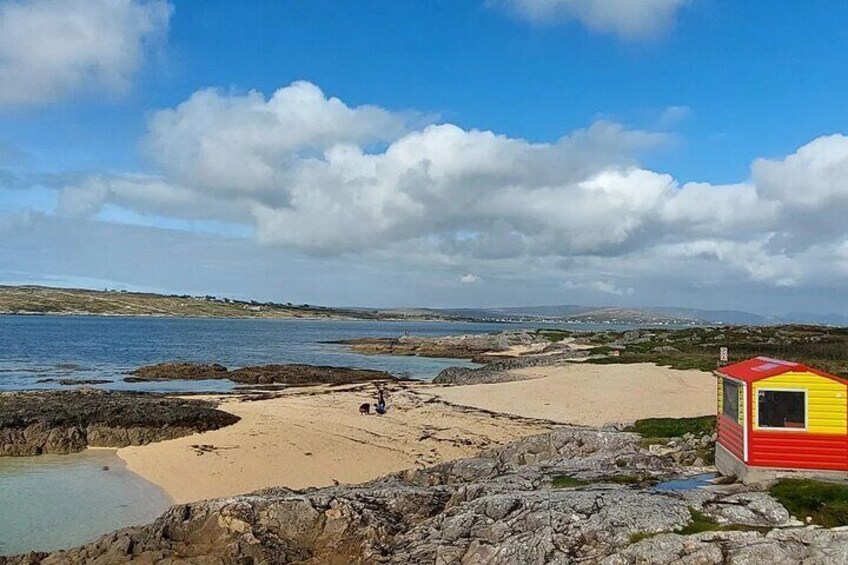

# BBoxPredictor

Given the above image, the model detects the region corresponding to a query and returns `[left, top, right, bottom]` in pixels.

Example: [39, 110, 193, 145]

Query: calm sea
[0, 315, 627, 555]
[0, 315, 532, 391]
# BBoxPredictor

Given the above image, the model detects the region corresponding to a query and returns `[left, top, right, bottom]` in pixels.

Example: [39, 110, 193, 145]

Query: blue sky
[3, 0, 848, 314]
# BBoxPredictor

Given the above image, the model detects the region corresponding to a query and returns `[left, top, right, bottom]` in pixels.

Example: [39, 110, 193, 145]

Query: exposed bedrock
[5, 427, 844, 564]
[126, 362, 397, 386]
[0, 389, 239, 456]
[433, 350, 590, 385]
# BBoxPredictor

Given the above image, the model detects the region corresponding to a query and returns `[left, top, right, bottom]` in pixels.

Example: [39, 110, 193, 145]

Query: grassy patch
[583, 325, 848, 378]
[769, 479, 848, 527]
[678, 508, 723, 535]
[626, 416, 716, 438]
[628, 531, 660, 544]
[550, 475, 590, 488]
[639, 437, 670, 448]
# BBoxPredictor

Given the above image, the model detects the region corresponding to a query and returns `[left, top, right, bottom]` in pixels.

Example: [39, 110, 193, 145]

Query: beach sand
[428, 362, 716, 427]
[118, 384, 549, 504]
[119, 363, 715, 503]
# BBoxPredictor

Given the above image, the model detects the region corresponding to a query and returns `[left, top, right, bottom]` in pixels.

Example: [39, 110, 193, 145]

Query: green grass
[678, 508, 723, 535]
[626, 416, 716, 438]
[550, 474, 658, 488]
[628, 507, 771, 543]
[769, 479, 848, 527]
[628, 531, 660, 544]
[583, 324, 848, 378]
[550, 475, 590, 488]
[606, 474, 643, 485]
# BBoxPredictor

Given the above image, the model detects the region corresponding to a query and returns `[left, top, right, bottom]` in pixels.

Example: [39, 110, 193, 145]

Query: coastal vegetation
[625, 416, 716, 439]
[584, 325, 848, 377]
[0, 285, 389, 319]
[770, 478, 848, 527]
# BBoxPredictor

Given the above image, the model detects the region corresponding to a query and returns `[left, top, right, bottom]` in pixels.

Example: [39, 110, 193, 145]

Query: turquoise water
[0, 449, 171, 555]
[0, 315, 636, 555]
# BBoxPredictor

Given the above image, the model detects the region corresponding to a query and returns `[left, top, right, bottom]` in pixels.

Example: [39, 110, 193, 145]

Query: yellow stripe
[753, 372, 847, 434]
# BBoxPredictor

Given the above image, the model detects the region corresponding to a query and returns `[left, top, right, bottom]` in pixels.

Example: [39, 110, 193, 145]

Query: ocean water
[0, 315, 629, 555]
[0, 449, 171, 555]
[0, 316, 535, 391]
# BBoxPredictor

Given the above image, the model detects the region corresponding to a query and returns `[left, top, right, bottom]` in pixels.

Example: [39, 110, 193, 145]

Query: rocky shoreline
[331, 330, 562, 362]
[4, 426, 846, 564]
[126, 362, 398, 386]
[433, 349, 591, 384]
[0, 389, 239, 456]
[335, 330, 600, 385]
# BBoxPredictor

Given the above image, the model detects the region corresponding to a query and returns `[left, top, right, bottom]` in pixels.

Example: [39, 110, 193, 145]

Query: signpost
[719, 347, 728, 364]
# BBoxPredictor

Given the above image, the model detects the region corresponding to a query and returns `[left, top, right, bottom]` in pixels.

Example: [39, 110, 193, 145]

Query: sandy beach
[118, 384, 550, 503]
[118, 362, 715, 504]
[429, 362, 716, 426]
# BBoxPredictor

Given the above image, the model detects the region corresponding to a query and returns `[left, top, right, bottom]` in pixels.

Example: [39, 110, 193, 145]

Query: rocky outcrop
[228, 364, 397, 386]
[6, 427, 844, 564]
[433, 350, 590, 384]
[125, 362, 228, 382]
[126, 362, 396, 386]
[0, 389, 239, 456]
[332, 331, 542, 361]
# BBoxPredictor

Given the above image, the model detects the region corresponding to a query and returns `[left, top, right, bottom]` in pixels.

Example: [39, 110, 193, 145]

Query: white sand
[428, 363, 716, 427]
[119, 363, 716, 503]
[118, 385, 548, 503]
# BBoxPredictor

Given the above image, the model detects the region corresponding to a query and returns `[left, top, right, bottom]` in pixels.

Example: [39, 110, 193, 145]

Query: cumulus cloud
[143, 81, 414, 194]
[496, 0, 687, 39]
[0, 0, 172, 106]
[52, 81, 848, 298]
[459, 273, 481, 284]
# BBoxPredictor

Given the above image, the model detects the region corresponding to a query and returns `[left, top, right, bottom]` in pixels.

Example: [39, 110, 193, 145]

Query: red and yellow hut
[715, 357, 848, 482]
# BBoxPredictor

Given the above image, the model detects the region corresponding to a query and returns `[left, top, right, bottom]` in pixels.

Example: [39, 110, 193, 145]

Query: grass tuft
[550, 475, 589, 488]
[769, 479, 848, 527]
[626, 416, 716, 438]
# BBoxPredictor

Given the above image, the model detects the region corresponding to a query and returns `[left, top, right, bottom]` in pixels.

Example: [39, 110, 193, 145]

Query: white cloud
[656, 105, 692, 129]
[0, 0, 172, 106]
[753, 134, 848, 209]
[459, 273, 481, 284]
[143, 81, 415, 194]
[562, 279, 633, 295]
[51, 81, 848, 299]
[497, 0, 687, 39]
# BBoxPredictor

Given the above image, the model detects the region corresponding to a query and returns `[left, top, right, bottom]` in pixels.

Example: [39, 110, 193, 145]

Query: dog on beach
[359, 402, 371, 415]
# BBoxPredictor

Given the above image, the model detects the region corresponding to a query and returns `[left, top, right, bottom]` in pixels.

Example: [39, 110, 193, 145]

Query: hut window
[722, 379, 740, 421]
[757, 390, 806, 429]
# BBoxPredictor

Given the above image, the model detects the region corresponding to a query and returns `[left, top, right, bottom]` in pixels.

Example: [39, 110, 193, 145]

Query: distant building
[715, 357, 848, 483]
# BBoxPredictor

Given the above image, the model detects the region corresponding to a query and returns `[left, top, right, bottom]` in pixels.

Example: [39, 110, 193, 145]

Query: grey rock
[5, 428, 847, 564]
[0, 389, 239, 456]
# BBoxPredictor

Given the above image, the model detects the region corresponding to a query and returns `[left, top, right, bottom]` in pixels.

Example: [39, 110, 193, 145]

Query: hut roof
[717, 356, 847, 385]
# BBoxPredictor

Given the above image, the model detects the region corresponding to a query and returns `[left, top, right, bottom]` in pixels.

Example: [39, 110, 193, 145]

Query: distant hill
[412, 305, 702, 325]
[420, 305, 846, 327]
[0, 286, 390, 320]
[2, 286, 843, 327]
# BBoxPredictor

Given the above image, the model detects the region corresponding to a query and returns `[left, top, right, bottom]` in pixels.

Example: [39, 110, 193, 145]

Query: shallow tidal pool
[0, 449, 171, 556]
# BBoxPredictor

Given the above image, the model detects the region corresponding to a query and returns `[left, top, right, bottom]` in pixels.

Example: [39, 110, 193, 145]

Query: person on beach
[375, 388, 387, 415]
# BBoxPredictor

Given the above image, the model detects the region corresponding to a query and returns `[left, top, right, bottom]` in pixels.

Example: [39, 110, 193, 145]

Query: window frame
[721, 377, 741, 423]
[755, 388, 808, 432]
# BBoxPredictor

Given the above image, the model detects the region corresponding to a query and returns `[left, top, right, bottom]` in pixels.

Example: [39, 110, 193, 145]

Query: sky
[1, 0, 848, 315]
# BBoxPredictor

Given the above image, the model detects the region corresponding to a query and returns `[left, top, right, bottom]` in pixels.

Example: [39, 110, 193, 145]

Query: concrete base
[716, 443, 848, 484]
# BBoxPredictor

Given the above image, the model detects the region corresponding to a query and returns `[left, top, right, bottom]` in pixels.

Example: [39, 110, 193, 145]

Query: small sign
[720, 347, 728, 363]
